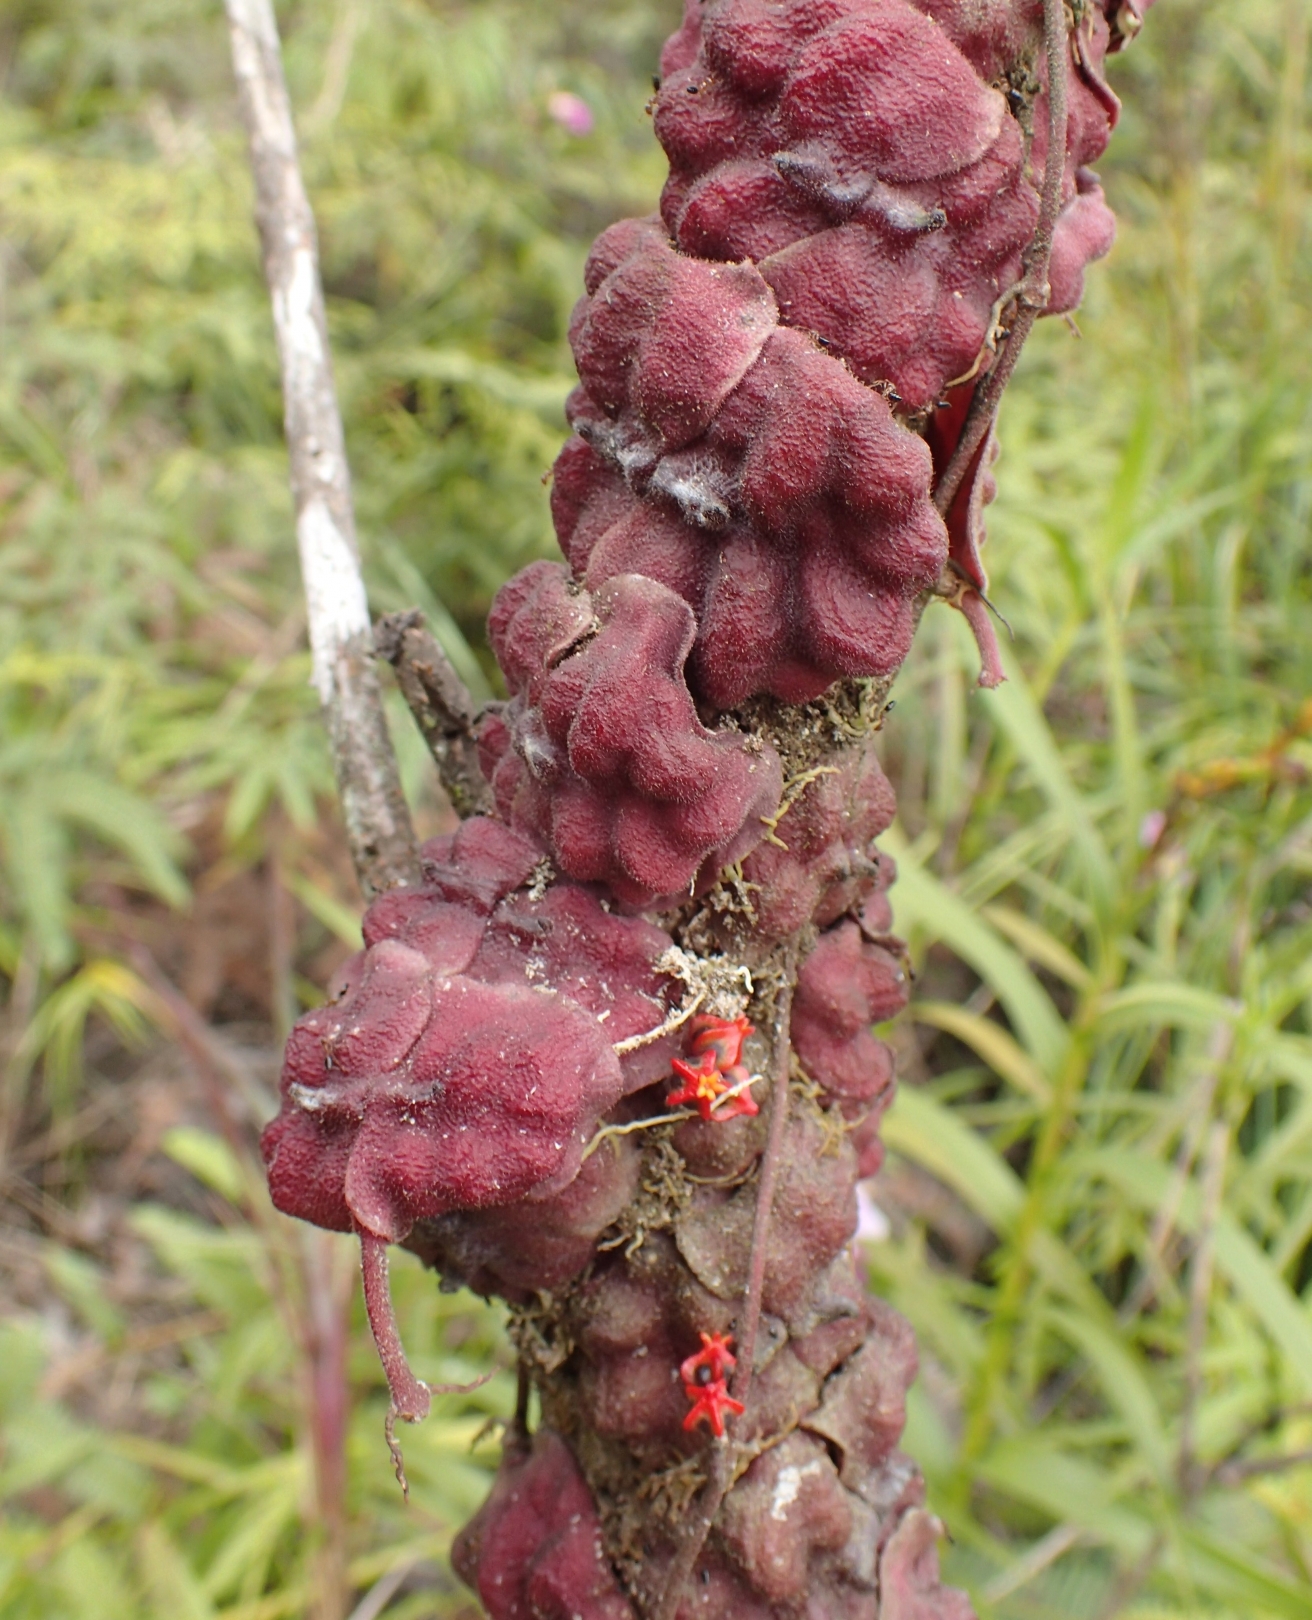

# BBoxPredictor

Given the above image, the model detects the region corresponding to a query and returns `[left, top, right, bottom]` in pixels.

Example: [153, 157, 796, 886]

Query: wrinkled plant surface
[261, 3, 1154, 1616]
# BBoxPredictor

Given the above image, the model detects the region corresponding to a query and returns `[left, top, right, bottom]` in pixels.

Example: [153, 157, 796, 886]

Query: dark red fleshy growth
[791, 915, 908, 1187]
[740, 741, 898, 940]
[569, 219, 778, 457]
[792, 919, 908, 1108]
[485, 562, 784, 905]
[455, 1130, 934, 1616]
[266, 942, 625, 1241]
[262, 816, 683, 1245]
[404, 1134, 643, 1302]
[452, 1430, 637, 1620]
[653, 0, 1126, 408]
[556, 226, 948, 707]
[267, 0, 1146, 1613]
[878, 1508, 978, 1620]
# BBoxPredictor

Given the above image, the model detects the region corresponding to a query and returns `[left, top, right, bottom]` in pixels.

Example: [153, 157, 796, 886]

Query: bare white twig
[223, 0, 419, 897]
[611, 989, 705, 1055]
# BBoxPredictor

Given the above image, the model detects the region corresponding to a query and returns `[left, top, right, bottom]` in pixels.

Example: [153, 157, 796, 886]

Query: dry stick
[1178, 1118, 1229, 1499]
[933, 0, 1071, 519]
[223, 0, 419, 898]
[727, 970, 798, 1404]
[1212, 1448, 1312, 1488]
[654, 963, 797, 1620]
[1119, 1022, 1233, 1325]
[611, 988, 706, 1056]
[373, 611, 494, 819]
[303, 1228, 354, 1620]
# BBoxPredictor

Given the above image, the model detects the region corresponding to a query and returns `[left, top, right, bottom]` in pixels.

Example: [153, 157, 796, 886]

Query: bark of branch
[223, 0, 419, 897]
[374, 611, 495, 819]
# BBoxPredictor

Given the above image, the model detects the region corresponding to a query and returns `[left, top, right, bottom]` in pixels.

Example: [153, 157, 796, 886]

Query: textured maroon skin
[568, 218, 778, 455]
[265, 945, 624, 1241]
[655, 0, 1126, 406]
[556, 226, 947, 706]
[262, 818, 681, 1241]
[485, 562, 784, 905]
[791, 915, 908, 1186]
[405, 1133, 643, 1301]
[452, 1431, 637, 1620]
[792, 921, 909, 1107]
[740, 742, 898, 940]
[268, 2, 1147, 1613]
[877, 1509, 978, 1620]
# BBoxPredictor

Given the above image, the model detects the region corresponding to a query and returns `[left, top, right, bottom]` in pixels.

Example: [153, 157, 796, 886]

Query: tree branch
[223, 0, 419, 897]
[374, 611, 495, 819]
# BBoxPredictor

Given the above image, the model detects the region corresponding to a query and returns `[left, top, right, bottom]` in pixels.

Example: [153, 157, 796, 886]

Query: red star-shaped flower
[666, 1050, 730, 1120]
[688, 1014, 755, 1070]
[667, 1051, 761, 1123]
[709, 1067, 760, 1123]
[680, 1330, 737, 1387]
[682, 1375, 745, 1439]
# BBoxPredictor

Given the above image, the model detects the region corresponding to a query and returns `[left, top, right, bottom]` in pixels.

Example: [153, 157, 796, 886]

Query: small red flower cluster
[681, 1331, 745, 1439]
[666, 1013, 758, 1122]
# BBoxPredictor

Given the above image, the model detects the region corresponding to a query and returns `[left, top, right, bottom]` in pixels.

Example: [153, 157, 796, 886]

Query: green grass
[0, 1126, 509, 1620]
[870, 2, 1312, 1609]
[1, 0, 1310, 1615]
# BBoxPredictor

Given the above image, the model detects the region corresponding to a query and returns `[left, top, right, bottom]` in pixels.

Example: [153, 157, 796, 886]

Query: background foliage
[0, 0, 1308, 1616]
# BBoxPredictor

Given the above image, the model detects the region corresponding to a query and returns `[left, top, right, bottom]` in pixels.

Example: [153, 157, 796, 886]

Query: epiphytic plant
[227, 0, 1151, 1614]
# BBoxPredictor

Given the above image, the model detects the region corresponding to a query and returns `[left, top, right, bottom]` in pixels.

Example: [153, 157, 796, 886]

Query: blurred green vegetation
[0, 0, 1309, 1617]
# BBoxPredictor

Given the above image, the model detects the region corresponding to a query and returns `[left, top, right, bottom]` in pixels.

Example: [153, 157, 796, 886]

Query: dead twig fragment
[374, 611, 495, 818]
[727, 963, 798, 1410]
[223, 0, 419, 897]
[933, 0, 1071, 518]
[1178, 1117, 1229, 1498]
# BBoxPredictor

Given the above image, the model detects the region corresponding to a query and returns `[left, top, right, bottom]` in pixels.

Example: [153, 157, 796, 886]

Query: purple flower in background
[547, 90, 593, 137]
[1139, 808, 1167, 850]
[856, 1179, 891, 1244]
